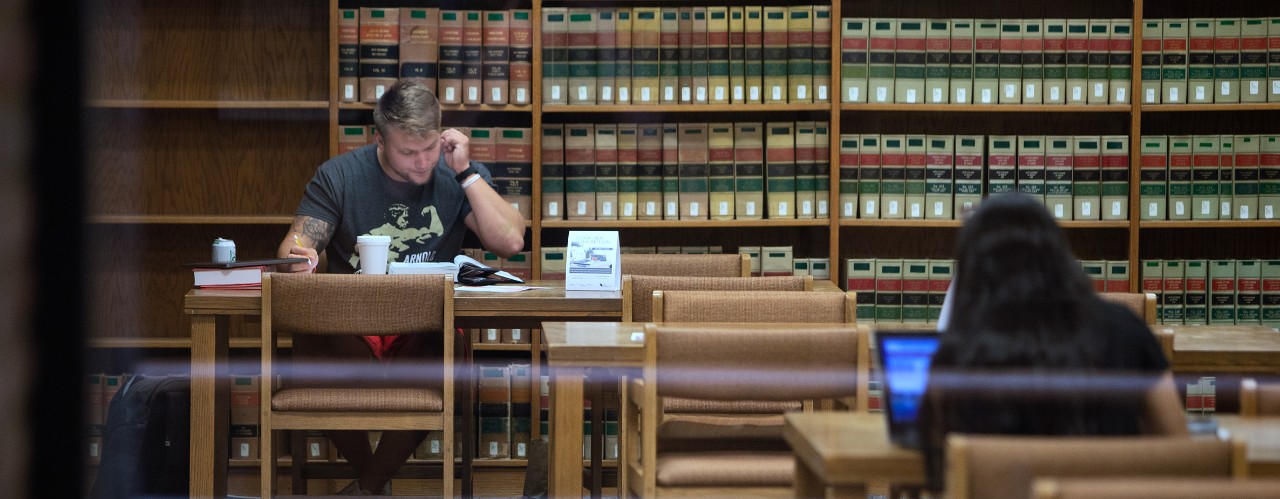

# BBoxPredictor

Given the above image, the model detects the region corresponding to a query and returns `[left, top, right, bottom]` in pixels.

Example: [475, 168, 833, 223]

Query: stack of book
[1142, 258, 1280, 327]
[839, 133, 1130, 221]
[340, 8, 533, 106]
[542, 121, 829, 221]
[844, 258, 955, 324]
[1141, 18, 1280, 104]
[1138, 134, 1280, 221]
[542, 5, 832, 105]
[841, 18, 1132, 104]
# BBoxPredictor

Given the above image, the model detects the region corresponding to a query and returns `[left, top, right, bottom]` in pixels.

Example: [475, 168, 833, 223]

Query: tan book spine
[692, 7, 709, 103]
[766, 122, 796, 218]
[596, 9, 617, 103]
[462, 11, 484, 104]
[787, 6, 814, 103]
[540, 125, 565, 220]
[400, 8, 440, 94]
[564, 124, 596, 220]
[1100, 135, 1130, 220]
[594, 124, 619, 220]
[924, 135, 953, 219]
[744, 6, 765, 103]
[708, 123, 735, 219]
[541, 8, 569, 105]
[438, 10, 465, 104]
[729, 7, 746, 103]
[482, 11, 510, 105]
[636, 125, 664, 219]
[678, 123, 709, 219]
[1086, 19, 1110, 104]
[496, 128, 532, 221]
[615, 9, 633, 104]
[707, 7, 730, 104]
[338, 125, 369, 155]
[617, 124, 638, 219]
[815, 122, 830, 218]
[735, 123, 765, 219]
[879, 134, 906, 219]
[659, 8, 681, 104]
[662, 123, 680, 218]
[567, 9, 597, 104]
[509, 10, 532, 105]
[812, 6, 832, 103]
[904, 135, 927, 219]
[794, 121, 818, 218]
[338, 9, 359, 102]
[359, 8, 399, 103]
[839, 134, 860, 219]
[631, 8, 661, 105]
[762, 7, 789, 103]
[678, 8, 694, 103]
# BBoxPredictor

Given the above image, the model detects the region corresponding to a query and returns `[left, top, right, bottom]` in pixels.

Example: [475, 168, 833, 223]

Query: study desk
[1217, 415, 1280, 477]
[183, 281, 621, 498]
[1162, 325, 1280, 374]
[783, 412, 924, 498]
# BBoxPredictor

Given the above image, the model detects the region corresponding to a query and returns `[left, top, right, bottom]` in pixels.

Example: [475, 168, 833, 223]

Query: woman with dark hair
[918, 193, 1185, 492]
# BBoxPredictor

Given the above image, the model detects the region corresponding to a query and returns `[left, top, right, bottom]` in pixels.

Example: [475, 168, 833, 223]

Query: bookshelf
[83, 0, 1280, 487]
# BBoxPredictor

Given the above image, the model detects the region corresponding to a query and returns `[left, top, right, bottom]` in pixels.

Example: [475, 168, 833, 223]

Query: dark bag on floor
[90, 374, 191, 499]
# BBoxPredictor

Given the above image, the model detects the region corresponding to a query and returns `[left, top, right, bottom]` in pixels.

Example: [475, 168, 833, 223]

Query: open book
[388, 254, 524, 285]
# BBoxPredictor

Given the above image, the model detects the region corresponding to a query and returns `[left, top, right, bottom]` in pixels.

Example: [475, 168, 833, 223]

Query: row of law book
[342, 8, 532, 105]
[542, 5, 832, 105]
[338, 126, 536, 222]
[1141, 18, 1280, 104]
[1141, 259, 1280, 327]
[839, 134, 1131, 221]
[844, 258, 956, 324]
[841, 18, 1132, 105]
[542, 121, 830, 221]
[540, 245, 817, 280]
[84, 373, 127, 461]
[1138, 134, 1280, 221]
[477, 363, 537, 460]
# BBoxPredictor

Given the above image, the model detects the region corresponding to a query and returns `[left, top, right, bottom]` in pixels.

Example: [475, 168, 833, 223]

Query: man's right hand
[284, 244, 318, 273]
[278, 216, 333, 273]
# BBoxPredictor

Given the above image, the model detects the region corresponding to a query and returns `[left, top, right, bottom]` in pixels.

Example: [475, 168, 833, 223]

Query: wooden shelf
[837, 219, 1129, 229]
[474, 459, 530, 468]
[86, 99, 328, 110]
[1142, 103, 1280, 112]
[1139, 220, 1280, 229]
[89, 215, 294, 225]
[544, 103, 831, 113]
[839, 104, 1131, 113]
[540, 218, 831, 229]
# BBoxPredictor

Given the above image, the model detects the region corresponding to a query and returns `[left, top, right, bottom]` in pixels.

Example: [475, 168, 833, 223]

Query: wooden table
[1217, 415, 1280, 477]
[783, 412, 925, 498]
[1162, 325, 1280, 374]
[184, 281, 621, 498]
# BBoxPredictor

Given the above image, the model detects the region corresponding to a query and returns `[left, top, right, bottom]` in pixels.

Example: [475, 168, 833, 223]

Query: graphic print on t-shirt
[348, 203, 447, 269]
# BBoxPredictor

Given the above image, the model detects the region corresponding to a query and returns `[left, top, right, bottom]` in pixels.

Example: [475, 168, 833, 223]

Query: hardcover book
[841, 18, 870, 103]
[896, 19, 927, 104]
[1106, 260, 1130, 293]
[1065, 19, 1089, 104]
[846, 258, 877, 322]
[1043, 19, 1067, 103]
[875, 259, 904, 323]
[868, 18, 897, 103]
[1141, 260, 1164, 323]
[495, 128, 532, 220]
[925, 20, 951, 103]
[902, 259, 930, 323]
[1100, 135, 1129, 220]
[925, 135, 954, 219]
[1109, 19, 1133, 103]
[678, 8, 693, 103]
[904, 135, 928, 219]
[636, 125, 664, 219]
[839, 134, 859, 218]
[1271, 19, 1280, 102]
[812, 6, 832, 103]
[1081, 260, 1106, 292]
[859, 134, 883, 218]
[794, 122, 818, 218]
[708, 123, 736, 219]
[997, 20, 1022, 104]
[788, 6, 814, 102]
[973, 20, 1000, 104]
[732, 123, 763, 219]
[1214, 19, 1241, 103]
[614, 9, 633, 104]
[338, 125, 368, 155]
[1163, 259, 1186, 324]
[879, 135, 906, 218]
[729, 7, 746, 103]
[662, 123, 680, 218]
[954, 135, 984, 217]
[616, 124, 639, 219]
[540, 125, 565, 220]
[1022, 20, 1044, 103]
[1044, 136, 1074, 220]
[815, 123, 831, 218]
[1141, 20, 1161, 104]
[950, 19, 976, 104]
[744, 7, 765, 103]
[1237, 259, 1262, 324]
[481, 11, 510, 105]
[439, 10, 465, 104]
[1209, 260, 1237, 324]
[1262, 260, 1280, 326]
[359, 8, 399, 103]
[1017, 135, 1047, 206]
[1233, 134, 1261, 219]
[1188, 18, 1215, 103]
[1240, 18, 1268, 103]
[1139, 135, 1169, 220]
[594, 124, 619, 220]
[765, 122, 796, 218]
[1184, 259, 1209, 325]
[762, 7, 790, 103]
[462, 11, 484, 104]
[564, 124, 596, 220]
[510, 10, 533, 105]
[400, 9, 440, 96]
[1219, 135, 1236, 219]
[596, 9, 617, 104]
[540, 247, 567, 280]
[1261, 135, 1280, 219]
[338, 9, 359, 102]
[927, 260, 953, 322]
[1072, 136, 1102, 220]
[691, 8, 710, 103]
[1162, 19, 1190, 103]
[540, 8, 569, 105]
[1191, 135, 1221, 220]
[659, 8, 680, 104]
[986, 135, 1017, 197]
[567, 9, 598, 105]
[1168, 136, 1194, 220]
[1086, 19, 1110, 104]
[631, 8, 661, 105]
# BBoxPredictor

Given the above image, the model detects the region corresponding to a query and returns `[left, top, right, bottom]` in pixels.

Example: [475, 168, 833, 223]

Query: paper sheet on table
[453, 286, 547, 293]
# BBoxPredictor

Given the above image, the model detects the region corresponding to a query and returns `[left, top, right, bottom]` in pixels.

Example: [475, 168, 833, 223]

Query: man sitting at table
[275, 79, 524, 495]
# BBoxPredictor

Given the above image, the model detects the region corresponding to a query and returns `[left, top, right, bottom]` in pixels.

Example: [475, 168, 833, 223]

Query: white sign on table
[565, 230, 621, 291]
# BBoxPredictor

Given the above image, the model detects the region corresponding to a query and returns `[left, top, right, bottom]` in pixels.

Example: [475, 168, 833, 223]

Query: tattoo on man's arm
[300, 217, 334, 250]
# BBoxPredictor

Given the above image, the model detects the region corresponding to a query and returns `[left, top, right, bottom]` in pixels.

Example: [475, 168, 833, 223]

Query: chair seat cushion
[658, 413, 785, 441]
[272, 387, 444, 412]
[663, 397, 802, 414]
[654, 451, 794, 487]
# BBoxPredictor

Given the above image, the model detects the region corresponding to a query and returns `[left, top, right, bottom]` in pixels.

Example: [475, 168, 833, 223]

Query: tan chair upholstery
[259, 273, 455, 498]
[946, 434, 1247, 499]
[653, 290, 856, 325]
[1240, 377, 1280, 416]
[624, 324, 865, 498]
[1033, 477, 1280, 499]
[1099, 292, 1158, 325]
[621, 253, 751, 278]
[622, 274, 812, 322]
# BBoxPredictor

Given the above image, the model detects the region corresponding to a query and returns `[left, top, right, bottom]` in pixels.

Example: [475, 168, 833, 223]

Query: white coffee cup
[355, 235, 392, 275]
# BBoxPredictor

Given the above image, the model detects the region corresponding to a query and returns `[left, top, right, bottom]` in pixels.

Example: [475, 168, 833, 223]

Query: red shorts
[359, 335, 411, 362]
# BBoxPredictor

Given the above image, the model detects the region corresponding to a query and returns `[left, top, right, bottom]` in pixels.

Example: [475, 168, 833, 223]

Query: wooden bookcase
[83, 0, 1279, 487]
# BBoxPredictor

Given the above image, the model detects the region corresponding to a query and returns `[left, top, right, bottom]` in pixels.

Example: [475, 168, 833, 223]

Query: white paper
[566, 230, 621, 291]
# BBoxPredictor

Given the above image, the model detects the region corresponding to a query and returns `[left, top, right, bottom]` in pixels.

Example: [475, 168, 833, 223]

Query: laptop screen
[876, 331, 941, 447]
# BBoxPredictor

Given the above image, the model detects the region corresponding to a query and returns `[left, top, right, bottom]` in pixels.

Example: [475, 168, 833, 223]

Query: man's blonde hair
[373, 79, 441, 138]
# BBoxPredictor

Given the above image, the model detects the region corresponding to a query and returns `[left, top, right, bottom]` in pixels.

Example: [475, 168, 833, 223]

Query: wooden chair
[1099, 292, 1158, 325]
[1032, 477, 1280, 499]
[259, 273, 455, 498]
[623, 323, 864, 498]
[622, 274, 813, 322]
[652, 289, 856, 325]
[621, 252, 751, 278]
[946, 434, 1247, 499]
[1240, 377, 1280, 416]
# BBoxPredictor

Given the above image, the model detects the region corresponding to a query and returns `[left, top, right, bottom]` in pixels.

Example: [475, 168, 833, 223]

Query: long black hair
[944, 193, 1103, 368]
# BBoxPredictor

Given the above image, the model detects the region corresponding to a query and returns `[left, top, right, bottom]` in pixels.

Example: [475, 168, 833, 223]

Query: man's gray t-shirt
[296, 143, 496, 274]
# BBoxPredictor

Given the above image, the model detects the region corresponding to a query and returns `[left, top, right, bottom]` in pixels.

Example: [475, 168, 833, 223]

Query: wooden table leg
[190, 314, 229, 498]
[549, 366, 585, 498]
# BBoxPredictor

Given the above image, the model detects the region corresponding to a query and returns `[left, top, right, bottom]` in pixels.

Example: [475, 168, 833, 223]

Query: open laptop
[875, 330, 942, 449]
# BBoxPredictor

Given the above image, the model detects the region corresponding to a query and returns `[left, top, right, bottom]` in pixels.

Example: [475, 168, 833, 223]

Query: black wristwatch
[454, 165, 477, 183]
